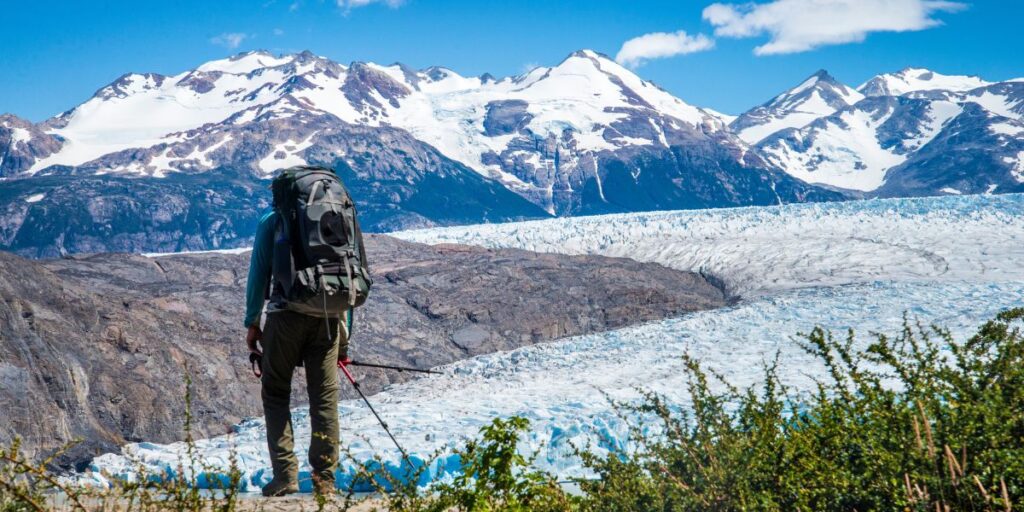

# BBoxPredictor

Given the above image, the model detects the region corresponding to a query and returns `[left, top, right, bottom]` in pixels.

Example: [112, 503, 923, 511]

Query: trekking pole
[337, 361, 414, 468]
[345, 360, 443, 375]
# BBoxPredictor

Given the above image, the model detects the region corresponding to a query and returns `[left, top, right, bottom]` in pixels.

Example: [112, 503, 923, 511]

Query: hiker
[244, 165, 371, 497]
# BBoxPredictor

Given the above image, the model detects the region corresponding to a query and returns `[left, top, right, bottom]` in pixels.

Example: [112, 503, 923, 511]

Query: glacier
[87, 193, 1024, 491]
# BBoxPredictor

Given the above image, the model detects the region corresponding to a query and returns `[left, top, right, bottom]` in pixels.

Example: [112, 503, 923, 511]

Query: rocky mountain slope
[747, 68, 1024, 196]
[730, 70, 863, 144]
[3, 53, 1022, 256]
[0, 235, 726, 467]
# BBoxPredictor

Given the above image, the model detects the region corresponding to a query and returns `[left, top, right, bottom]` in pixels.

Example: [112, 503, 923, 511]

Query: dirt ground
[45, 493, 387, 511]
[234, 494, 385, 511]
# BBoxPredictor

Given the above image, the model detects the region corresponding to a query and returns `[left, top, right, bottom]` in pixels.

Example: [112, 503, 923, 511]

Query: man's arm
[244, 211, 277, 329]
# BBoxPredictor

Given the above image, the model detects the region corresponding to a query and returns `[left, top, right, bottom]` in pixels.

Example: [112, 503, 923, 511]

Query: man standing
[244, 166, 371, 497]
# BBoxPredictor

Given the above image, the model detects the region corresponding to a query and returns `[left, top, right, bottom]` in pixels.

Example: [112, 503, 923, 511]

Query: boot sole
[262, 486, 300, 497]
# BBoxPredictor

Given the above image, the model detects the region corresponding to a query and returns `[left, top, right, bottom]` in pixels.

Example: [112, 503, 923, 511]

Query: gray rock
[483, 100, 533, 136]
[0, 114, 63, 177]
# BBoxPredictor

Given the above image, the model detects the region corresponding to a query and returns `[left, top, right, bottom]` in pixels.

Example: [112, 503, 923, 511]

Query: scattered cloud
[703, 0, 967, 55]
[210, 32, 249, 49]
[337, 0, 406, 11]
[289, 1, 301, 12]
[615, 30, 715, 68]
[273, 28, 285, 36]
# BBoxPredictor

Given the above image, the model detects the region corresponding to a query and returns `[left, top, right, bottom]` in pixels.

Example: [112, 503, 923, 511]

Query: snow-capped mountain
[748, 68, 1024, 195]
[730, 70, 864, 144]
[858, 67, 990, 97]
[14, 49, 798, 216]
[755, 96, 965, 191]
[4, 51, 1024, 256]
[0, 50, 845, 256]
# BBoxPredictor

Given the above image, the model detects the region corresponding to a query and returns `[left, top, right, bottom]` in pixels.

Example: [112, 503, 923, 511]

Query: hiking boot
[261, 476, 299, 497]
[312, 474, 336, 497]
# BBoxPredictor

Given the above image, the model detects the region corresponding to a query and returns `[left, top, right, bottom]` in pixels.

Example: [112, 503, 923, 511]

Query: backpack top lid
[271, 165, 338, 211]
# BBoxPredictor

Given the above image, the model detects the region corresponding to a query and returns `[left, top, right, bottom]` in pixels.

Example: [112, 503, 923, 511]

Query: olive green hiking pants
[261, 309, 349, 484]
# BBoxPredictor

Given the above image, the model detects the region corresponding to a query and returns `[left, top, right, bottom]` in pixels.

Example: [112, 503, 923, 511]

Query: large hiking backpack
[269, 166, 372, 316]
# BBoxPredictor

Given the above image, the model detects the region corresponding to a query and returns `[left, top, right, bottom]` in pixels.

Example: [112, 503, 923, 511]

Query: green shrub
[0, 372, 244, 512]
[4, 310, 1022, 511]
[345, 417, 575, 512]
[580, 309, 1024, 511]
[428, 417, 574, 512]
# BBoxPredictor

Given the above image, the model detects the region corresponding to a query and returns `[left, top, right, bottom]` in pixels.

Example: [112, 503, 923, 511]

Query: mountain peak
[772, 69, 859, 106]
[731, 68, 862, 144]
[810, 69, 835, 81]
[858, 68, 990, 97]
[196, 50, 296, 74]
[568, 49, 603, 60]
[558, 49, 618, 68]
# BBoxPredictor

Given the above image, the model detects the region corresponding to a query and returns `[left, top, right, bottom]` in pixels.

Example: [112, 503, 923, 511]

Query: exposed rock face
[0, 114, 62, 177]
[0, 138, 550, 258]
[0, 235, 726, 468]
[562, 143, 847, 216]
[876, 103, 1024, 197]
[483, 100, 533, 136]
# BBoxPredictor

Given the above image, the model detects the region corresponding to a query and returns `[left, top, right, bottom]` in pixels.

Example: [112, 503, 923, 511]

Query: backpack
[269, 166, 372, 316]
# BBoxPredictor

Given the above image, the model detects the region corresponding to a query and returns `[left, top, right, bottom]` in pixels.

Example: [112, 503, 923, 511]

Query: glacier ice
[87, 193, 1024, 491]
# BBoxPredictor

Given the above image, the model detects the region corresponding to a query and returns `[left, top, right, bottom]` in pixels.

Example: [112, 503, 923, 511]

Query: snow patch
[257, 135, 316, 176]
[760, 107, 905, 191]
[991, 122, 1024, 136]
[196, 52, 295, 74]
[10, 127, 31, 145]
[905, 101, 962, 150]
[969, 91, 1022, 120]
[23, 193, 45, 203]
[142, 247, 251, 258]
[1012, 151, 1024, 183]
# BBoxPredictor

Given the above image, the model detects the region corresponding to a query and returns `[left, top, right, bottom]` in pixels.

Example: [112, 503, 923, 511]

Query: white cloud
[273, 28, 285, 36]
[703, 0, 967, 55]
[615, 30, 715, 67]
[337, 0, 406, 10]
[210, 32, 249, 50]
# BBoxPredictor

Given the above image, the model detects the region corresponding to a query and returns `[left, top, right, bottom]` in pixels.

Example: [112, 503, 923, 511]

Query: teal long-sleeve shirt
[244, 210, 278, 327]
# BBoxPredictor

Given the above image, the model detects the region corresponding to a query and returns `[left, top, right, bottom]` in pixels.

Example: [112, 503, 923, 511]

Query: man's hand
[246, 325, 263, 356]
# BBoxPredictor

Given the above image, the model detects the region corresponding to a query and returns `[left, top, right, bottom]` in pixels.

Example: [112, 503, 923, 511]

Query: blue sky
[2, 0, 1020, 121]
